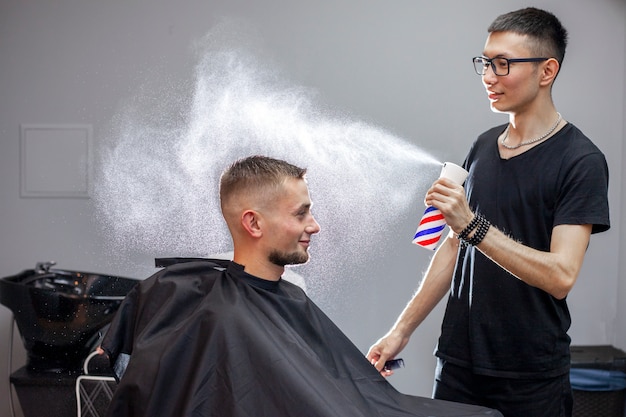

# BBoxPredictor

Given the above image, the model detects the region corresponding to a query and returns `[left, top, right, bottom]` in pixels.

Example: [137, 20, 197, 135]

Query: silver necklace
[501, 112, 562, 150]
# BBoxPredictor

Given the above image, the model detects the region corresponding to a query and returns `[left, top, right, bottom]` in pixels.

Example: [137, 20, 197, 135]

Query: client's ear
[241, 210, 263, 238]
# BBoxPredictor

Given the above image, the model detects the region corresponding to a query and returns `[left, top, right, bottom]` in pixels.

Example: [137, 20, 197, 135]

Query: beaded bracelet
[466, 214, 491, 246]
[457, 215, 480, 241]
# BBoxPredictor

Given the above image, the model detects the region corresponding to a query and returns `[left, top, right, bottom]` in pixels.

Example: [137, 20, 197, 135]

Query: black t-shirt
[435, 123, 610, 378]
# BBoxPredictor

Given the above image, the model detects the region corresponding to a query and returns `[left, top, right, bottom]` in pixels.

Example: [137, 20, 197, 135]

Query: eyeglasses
[472, 56, 549, 76]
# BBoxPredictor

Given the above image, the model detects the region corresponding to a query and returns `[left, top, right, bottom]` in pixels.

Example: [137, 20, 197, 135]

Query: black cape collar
[227, 261, 282, 292]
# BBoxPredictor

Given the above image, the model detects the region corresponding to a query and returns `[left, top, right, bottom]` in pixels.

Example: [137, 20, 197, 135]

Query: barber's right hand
[425, 178, 472, 235]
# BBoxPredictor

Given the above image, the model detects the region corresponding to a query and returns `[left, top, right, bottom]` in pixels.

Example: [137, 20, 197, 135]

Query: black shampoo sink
[0, 262, 139, 372]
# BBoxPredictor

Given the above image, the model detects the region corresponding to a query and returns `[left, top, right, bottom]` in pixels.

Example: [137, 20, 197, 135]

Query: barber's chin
[489, 103, 507, 114]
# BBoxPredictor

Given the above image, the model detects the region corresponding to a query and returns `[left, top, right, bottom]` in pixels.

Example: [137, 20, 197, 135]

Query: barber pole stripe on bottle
[412, 206, 446, 250]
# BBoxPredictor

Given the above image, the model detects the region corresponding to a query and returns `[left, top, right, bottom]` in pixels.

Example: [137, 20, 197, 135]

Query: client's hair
[219, 155, 307, 211]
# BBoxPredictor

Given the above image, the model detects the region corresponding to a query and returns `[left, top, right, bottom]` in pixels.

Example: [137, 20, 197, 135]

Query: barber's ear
[540, 58, 560, 86]
[241, 210, 263, 238]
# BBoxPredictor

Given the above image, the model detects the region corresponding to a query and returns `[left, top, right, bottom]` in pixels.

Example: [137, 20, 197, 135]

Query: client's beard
[269, 249, 309, 267]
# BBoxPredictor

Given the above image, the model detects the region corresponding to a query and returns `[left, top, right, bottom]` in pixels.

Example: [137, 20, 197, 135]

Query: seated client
[100, 155, 502, 417]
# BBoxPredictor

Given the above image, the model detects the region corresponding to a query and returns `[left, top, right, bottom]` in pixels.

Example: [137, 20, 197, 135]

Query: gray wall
[1, 1, 624, 416]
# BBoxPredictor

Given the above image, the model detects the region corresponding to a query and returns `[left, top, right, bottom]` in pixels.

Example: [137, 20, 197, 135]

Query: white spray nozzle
[439, 162, 468, 185]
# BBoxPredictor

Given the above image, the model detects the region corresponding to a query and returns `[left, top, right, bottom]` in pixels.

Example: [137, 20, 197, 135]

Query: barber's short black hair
[488, 7, 568, 65]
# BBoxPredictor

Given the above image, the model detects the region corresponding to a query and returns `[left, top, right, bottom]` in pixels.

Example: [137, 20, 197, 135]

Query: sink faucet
[35, 261, 57, 274]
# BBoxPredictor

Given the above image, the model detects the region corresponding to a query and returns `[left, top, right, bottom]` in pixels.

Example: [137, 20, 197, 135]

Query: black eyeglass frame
[472, 56, 550, 76]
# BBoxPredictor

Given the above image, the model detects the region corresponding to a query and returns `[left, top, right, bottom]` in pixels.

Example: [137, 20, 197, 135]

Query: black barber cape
[101, 259, 501, 417]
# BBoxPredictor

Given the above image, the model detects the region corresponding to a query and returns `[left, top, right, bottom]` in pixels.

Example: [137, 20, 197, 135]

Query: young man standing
[367, 8, 610, 417]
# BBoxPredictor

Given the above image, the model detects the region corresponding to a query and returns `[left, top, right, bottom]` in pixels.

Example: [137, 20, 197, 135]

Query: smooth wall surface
[1, 1, 624, 416]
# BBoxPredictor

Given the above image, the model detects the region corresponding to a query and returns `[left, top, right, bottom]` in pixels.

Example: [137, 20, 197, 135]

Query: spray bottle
[412, 162, 468, 250]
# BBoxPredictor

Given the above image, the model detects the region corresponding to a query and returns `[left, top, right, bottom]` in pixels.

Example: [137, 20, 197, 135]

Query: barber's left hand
[424, 178, 473, 234]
